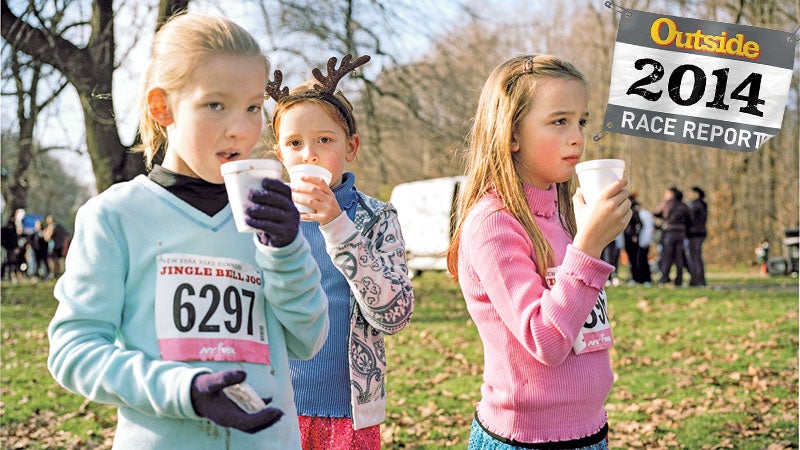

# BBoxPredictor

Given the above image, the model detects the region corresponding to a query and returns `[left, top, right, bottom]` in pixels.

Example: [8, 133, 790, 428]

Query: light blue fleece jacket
[47, 175, 329, 450]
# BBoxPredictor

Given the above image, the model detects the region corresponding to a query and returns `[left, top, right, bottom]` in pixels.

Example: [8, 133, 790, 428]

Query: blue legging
[468, 419, 608, 450]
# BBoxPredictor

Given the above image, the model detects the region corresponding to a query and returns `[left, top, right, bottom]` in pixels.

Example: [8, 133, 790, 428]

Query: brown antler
[266, 69, 289, 102]
[311, 54, 371, 94]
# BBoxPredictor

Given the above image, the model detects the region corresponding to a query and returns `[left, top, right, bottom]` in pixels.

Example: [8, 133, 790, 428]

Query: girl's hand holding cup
[288, 165, 339, 225]
[572, 159, 632, 258]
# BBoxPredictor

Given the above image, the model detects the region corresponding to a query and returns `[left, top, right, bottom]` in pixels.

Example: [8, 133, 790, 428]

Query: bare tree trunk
[6, 51, 37, 213]
[5, 33, 68, 212]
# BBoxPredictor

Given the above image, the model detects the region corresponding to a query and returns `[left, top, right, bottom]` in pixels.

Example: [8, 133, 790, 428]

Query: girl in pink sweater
[446, 55, 632, 449]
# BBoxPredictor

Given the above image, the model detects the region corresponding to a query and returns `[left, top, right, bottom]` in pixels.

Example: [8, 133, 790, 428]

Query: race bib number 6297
[155, 253, 270, 365]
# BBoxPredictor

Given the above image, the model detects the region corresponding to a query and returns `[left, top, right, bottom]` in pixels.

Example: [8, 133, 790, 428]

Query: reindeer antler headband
[267, 54, 371, 135]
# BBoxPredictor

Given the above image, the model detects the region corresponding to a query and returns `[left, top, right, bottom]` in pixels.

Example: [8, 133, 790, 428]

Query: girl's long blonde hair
[446, 55, 586, 281]
[135, 13, 269, 168]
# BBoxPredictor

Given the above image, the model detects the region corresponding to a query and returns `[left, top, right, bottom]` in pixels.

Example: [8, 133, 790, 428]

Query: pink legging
[297, 415, 381, 450]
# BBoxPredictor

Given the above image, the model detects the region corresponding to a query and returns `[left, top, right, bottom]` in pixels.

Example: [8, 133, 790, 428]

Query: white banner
[602, 9, 795, 152]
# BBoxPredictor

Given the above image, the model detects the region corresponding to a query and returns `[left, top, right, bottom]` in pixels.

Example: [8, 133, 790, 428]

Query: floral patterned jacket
[321, 191, 415, 429]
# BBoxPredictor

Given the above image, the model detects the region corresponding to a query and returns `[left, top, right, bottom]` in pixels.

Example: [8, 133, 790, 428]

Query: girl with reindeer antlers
[266, 54, 415, 449]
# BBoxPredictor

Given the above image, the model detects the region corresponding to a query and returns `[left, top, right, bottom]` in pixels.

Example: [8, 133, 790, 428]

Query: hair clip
[266, 54, 371, 103]
[523, 57, 534, 74]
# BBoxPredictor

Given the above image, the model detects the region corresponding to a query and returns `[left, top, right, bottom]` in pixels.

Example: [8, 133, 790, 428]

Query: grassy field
[1, 268, 797, 449]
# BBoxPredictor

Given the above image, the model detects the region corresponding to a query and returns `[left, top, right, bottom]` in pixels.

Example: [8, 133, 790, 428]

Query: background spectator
[624, 195, 654, 285]
[43, 215, 70, 278]
[654, 187, 690, 286]
[31, 220, 50, 279]
[1, 216, 22, 283]
[687, 186, 708, 286]
[601, 233, 624, 286]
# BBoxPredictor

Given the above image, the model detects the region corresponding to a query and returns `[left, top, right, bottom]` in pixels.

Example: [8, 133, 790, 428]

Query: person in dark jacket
[686, 186, 708, 286]
[1, 216, 22, 282]
[31, 220, 50, 279]
[624, 195, 654, 285]
[653, 187, 690, 286]
[43, 215, 70, 278]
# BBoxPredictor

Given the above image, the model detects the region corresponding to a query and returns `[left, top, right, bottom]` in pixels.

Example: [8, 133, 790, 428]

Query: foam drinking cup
[288, 164, 333, 214]
[575, 159, 625, 206]
[221, 159, 284, 233]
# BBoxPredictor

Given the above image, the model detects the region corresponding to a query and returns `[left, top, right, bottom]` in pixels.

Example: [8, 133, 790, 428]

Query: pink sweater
[458, 184, 614, 444]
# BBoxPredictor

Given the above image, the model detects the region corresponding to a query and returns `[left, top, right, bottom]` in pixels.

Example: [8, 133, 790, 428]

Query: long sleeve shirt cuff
[562, 244, 615, 290]
[319, 212, 358, 247]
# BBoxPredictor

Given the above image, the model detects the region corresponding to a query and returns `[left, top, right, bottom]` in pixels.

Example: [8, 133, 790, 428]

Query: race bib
[572, 290, 613, 355]
[545, 266, 613, 355]
[155, 253, 270, 364]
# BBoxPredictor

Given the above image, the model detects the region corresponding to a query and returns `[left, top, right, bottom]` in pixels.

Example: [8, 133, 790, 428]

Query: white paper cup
[575, 159, 625, 206]
[288, 164, 333, 213]
[221, 159, 284, 232]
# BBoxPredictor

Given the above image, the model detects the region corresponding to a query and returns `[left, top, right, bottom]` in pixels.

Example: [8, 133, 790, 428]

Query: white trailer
[389, 176, 465, 278]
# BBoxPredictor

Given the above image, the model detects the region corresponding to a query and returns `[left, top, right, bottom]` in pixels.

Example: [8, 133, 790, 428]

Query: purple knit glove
[245, 178, 300, 248]
[190, 370, 283, 433]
